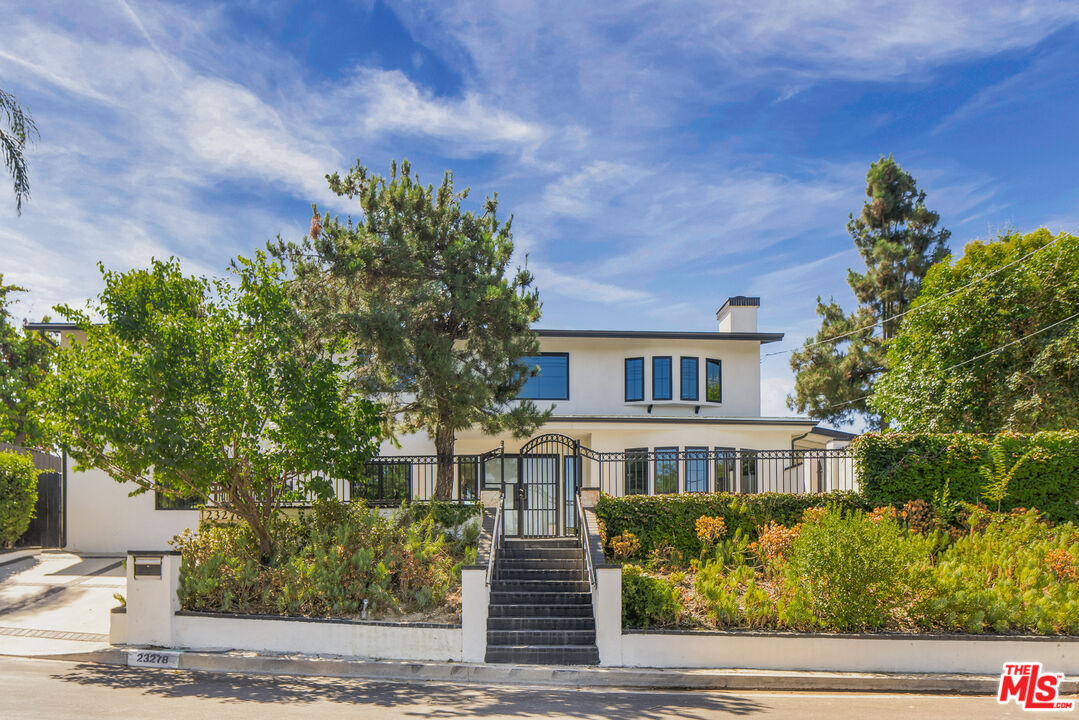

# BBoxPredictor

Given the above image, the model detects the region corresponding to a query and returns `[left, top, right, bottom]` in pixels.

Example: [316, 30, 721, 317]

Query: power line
[762, 234, 1065, 362]
[818, 310, 1079, 412]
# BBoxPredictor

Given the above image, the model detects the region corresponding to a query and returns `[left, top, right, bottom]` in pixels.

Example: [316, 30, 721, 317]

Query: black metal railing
[215, 444, 857, 510]
[584, 446, 857, 496]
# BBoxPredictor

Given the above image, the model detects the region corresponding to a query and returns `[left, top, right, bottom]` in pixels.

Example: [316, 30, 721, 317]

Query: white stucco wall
[65, 466, 198, 554]
[621, 631, 1079, 674]
[527, 336, 764, 419]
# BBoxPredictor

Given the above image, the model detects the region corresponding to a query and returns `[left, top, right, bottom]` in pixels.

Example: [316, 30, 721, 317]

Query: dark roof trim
[24, 322, 83, 332]
[716, 296, 760, 317]
[807, 426, 859, 440]
[547, 415, 818, 426]
[536, 329, 783, 344]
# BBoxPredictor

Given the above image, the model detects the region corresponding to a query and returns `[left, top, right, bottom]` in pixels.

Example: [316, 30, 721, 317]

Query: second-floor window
[625, 357, 644, 401]
[680, 356, 699, 401]
[706, 358, 722, 403]
[652, 356, 672, 400]
[518, 353, 569, 400]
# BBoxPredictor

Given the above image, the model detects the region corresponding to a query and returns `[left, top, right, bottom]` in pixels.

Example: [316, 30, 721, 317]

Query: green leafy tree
[36, 254, 383, 556]
[1, 88, 38, 215]
[0, 277, 52, 446]
[275, 159, 549, 499]
[871, 229, 1079, 432]
[789, 156, 949, 428]
[0, 450, 38, 547]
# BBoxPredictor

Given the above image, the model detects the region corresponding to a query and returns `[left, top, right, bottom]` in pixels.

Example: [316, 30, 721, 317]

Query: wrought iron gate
[507, 433, 582, 538]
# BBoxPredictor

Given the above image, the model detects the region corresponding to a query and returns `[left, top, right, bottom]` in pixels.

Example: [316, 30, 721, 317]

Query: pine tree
[276, 160, 550, 499]
[788, 156, 949, 428]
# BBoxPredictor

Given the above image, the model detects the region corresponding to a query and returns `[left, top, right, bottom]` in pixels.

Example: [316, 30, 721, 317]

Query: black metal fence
[271, 444, 857, 507]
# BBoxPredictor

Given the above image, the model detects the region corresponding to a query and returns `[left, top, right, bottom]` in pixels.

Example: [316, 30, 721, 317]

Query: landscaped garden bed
[173, 500, 481, 623]
[598, 493, 1079, 635]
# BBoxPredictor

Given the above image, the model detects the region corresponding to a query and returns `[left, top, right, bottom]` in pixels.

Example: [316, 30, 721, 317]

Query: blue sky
[3, 1, 1079, 425]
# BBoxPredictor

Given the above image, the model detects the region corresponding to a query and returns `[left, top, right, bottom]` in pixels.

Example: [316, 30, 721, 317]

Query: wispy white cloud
[339, 68, 548, 155]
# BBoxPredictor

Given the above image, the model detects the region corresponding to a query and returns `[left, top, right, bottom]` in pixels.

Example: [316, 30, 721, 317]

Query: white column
[124, 551, 181, 647]
[460, 567, 489, 663]
[594, 566, 623, 666]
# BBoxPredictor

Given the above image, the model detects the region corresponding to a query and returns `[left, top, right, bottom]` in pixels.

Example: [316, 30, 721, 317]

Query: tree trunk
[434, 422, 455, 500]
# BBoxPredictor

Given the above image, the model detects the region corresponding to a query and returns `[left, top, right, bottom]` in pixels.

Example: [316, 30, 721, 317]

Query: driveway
[0, 552, 124, 657]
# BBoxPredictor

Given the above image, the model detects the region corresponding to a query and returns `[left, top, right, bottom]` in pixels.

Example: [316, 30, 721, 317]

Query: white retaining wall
[620, 631, 1079, 675]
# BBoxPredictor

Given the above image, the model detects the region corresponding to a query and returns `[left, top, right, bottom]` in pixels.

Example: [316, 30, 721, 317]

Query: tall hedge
[594, 491, 873, 560]
[854, 431, 1079, 522]
[0, 450, 38, 547]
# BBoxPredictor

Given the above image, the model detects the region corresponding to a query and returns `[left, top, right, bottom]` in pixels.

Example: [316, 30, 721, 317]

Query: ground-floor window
[654, 447, 678, 494]
[685, 447, 708, 492]
[625, 448, 648, 495]
[354, 461, 411, 504]
[155, 490, 201, 510]
[715, 447, 736, 492]
[740, 450, 758, 494]
[458, 457, 479, 499]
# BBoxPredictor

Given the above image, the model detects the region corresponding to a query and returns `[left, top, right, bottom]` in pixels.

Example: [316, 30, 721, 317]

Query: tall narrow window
[685, 447, 708, 493]
[740, 450, 758, 494]
[354, 461, 411, 505]
[652, 356, 672, 400]
[715, 447, 736, 493]
[705, 358, 722, 403]
[458, 457, 479, 500]
[625, 357, 644, 402]
[517, 353, 569, 400]
[654, 447, 678, 494]
[625, 448, 648, 495]
[680, 356, 699, 401]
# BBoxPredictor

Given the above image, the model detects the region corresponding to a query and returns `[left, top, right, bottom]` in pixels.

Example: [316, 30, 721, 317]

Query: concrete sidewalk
[0, 552, 124, 657]
[33, 645, 1047, 696]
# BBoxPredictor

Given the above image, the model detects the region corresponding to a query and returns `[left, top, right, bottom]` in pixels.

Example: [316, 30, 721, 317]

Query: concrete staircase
[485, 537, 599, 665]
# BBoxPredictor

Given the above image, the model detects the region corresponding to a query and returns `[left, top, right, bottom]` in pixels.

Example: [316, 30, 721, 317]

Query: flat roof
[26, 322, 786, 344]
[536, 329, 783, 344]
[547, 414, 818, 426]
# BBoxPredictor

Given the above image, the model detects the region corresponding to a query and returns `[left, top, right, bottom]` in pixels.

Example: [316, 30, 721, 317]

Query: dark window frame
[354, 460, 412, 505]
[517, 352, 570, 401]
[685, 446, 708, 493]
[680, 356, 699, 401]
[654, 446, 679, 495]
[624, 357, 645, 402]
[705, 358, 722, 403]
[154, 490, 201, 511]
[740, 450, 758, 494]
[714, 446, 737, 493]
[458, 456, 480, 500]
[652, 356, 673, 400]
[624, 447, 649, 495]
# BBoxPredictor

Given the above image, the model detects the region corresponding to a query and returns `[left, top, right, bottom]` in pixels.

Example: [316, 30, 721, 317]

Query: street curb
[27, 646, 1065, 695]
[0, 549, 40, 568]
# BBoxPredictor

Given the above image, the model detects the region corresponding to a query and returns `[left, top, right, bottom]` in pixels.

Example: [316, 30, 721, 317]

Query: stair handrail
[576, 491, 597, 589]
[485, 492, 504, 587]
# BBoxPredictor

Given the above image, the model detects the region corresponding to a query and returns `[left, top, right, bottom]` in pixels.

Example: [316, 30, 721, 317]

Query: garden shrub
[0, 450, 38, 548]
[622, 564, 683, 628]
[910, 509, 1079, 634]
[596, 491, 872, 562]
[175, 499, 475, 618]
[787, 508, 931, 631]
[854, 431, 1079, 522]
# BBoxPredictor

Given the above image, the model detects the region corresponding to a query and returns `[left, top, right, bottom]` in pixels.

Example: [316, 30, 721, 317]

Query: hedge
[0, 450, 39, 548]
[854, 431, 1079, 523]
[594, 491, 873, 561]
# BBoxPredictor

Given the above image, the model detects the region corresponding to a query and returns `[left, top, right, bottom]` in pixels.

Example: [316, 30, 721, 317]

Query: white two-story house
[29, 296, 854, 551]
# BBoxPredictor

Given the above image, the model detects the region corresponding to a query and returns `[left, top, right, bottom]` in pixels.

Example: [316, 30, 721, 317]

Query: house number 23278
[128, 650, 180, 668]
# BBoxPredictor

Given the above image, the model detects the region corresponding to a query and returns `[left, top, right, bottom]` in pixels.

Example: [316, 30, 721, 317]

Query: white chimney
[716, 296, 759, 333]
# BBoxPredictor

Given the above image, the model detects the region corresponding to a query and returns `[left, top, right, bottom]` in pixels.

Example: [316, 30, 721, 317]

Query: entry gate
[498, 434, 581, 538]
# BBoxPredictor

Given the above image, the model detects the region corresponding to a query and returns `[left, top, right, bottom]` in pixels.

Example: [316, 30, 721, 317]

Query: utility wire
[762, 234, 1065, 361]
[818, 310, 1079, 411]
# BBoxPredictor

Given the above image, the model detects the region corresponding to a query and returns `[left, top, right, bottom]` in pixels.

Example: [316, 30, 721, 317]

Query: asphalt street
[0, 656, 1042, 719]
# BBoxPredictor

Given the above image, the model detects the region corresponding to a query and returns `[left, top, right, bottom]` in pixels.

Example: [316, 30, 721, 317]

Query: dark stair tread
[487, 617, 595, 630]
